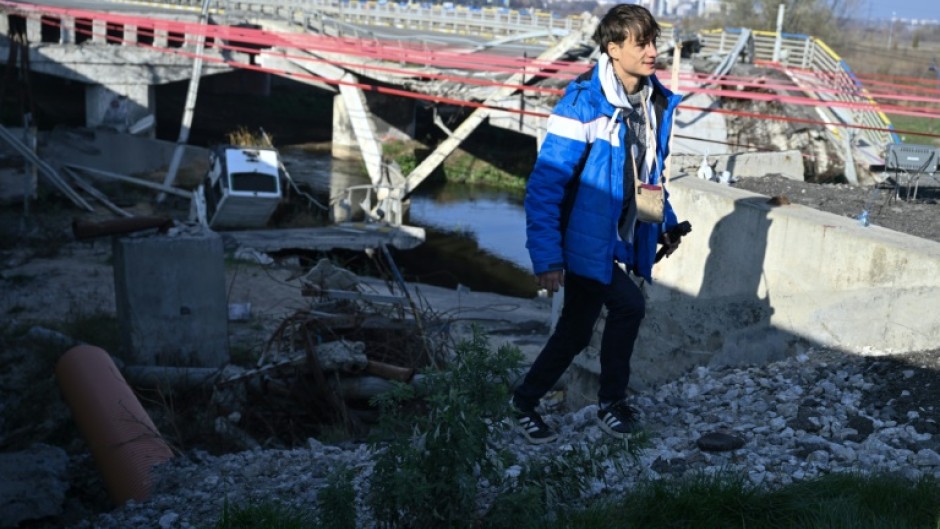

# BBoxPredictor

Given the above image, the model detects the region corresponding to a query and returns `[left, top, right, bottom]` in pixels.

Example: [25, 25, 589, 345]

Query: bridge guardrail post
[60, 15, 74, 44]
[26, 17, 42, 44]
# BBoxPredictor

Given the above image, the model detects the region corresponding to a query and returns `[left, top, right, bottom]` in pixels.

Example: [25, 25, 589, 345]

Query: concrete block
[113, 229, 229, 367]
[673, 150, 805, 181]
[0, 167, 34, 205]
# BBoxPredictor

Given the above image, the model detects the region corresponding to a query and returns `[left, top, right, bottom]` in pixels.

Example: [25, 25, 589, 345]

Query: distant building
[701, 0, 721, 16]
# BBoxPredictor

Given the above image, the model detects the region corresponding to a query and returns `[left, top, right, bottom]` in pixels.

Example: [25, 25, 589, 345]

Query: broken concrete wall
[671, 150, 805, 181]
[722, 99, 844, 182]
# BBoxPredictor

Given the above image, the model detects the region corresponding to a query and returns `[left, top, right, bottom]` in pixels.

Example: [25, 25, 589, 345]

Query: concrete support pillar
[125, 25, 138, 46]
[92, 19, 106, 44]
[154, 28, 169, 48]
[85, 84, 156, 137]
[772, 4, 785, 63]
[26, 18, 42, 43]
[332, 93, 359, 160]
[61, 16, 75, 44]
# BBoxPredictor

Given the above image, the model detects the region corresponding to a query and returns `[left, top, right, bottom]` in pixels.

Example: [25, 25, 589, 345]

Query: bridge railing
[154, 0, 590, 41]
[699, 28, 895, 157]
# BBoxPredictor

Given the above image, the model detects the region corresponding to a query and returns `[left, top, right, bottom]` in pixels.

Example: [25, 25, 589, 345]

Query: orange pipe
[56, 345, 174, 506]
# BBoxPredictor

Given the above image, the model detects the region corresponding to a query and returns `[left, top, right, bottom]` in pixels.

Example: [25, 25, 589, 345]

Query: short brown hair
[593, 4, 660, 51]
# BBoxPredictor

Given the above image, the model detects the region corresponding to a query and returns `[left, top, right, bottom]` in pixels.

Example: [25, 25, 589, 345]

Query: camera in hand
[655, 221, 692, 262]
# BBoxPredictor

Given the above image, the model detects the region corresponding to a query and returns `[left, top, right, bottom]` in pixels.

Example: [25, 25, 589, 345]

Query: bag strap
[636, 99, 665, 186]
[631, 99, 663, 189]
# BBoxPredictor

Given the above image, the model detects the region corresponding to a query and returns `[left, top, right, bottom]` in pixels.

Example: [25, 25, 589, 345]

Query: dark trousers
[513, 266, 646, 410]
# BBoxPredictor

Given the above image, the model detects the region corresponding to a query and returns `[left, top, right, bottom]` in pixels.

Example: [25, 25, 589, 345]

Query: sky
[863, 0, 940, 21]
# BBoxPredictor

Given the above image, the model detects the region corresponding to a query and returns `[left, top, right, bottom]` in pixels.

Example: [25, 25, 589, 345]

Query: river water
[279, 146, 537, 298]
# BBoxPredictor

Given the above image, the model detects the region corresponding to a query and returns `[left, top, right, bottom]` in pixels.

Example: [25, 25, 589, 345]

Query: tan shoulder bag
[632, 100, 665, 224]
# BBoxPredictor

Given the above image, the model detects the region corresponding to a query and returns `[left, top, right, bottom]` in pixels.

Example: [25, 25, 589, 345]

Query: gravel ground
[69, 349, 940, 529]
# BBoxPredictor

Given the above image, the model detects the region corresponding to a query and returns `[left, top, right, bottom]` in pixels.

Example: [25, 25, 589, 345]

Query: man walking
[512, 4, 683, 444]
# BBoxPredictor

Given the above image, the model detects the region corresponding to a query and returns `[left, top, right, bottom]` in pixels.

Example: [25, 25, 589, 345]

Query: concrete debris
[302, 258, 360, 292]
[0, 444, 69, 528]
[25, 326, 79, 350]
[233, 246, 275, 265]
[227, 302, 252, 322]
[696, 154, 715, 181]
[674, 150, 805, 182]
[314, 340, 368, 372]
[165, 221, 214, 238]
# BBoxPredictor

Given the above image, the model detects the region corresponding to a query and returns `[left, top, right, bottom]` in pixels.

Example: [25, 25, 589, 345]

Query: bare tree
[717, 0, 863, 43]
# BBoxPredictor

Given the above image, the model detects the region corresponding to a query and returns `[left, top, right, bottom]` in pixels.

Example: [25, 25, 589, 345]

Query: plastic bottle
[857, 210, 870, 227]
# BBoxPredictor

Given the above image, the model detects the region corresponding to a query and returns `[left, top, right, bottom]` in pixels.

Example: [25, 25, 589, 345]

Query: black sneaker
[510, 399, 557, 444]
[596, 400, 637, 438]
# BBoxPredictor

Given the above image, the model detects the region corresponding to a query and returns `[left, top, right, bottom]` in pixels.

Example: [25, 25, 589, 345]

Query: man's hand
[655, 221, 692, 263]
[536, 270, 565, 293]
[658, 232, 681, 258]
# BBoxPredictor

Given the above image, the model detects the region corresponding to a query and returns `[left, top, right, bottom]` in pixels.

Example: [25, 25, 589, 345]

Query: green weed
[213, 499, 314, 529]
[53, 310, 121, 356]
[316, 466, 357, 529]
[367, 330, 521, 528]
[382, 140, 527, 190]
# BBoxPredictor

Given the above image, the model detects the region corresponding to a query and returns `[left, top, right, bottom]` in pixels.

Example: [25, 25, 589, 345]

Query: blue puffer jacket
[525, 65, 682, 284]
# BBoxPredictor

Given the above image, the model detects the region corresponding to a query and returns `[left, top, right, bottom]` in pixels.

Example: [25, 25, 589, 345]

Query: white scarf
[597, 54, 657, 186]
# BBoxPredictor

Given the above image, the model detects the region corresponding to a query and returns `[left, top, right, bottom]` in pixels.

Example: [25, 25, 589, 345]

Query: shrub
[368, 330, 520, 528]
[367, 329, 644, 528]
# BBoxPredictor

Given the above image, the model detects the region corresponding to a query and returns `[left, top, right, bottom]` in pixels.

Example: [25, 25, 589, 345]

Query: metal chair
[884, 143, 939, 201]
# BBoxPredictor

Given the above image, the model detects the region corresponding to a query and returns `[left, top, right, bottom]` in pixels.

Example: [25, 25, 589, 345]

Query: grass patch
[53, 310, 121, 356]
[382, 140, 528, 190]
[228, 340, 262, 366]
[212, 463, 940, 529]
[886, 113, 940, 147]
[316, 466, 357, 529]
[562, 471, 940, 529]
